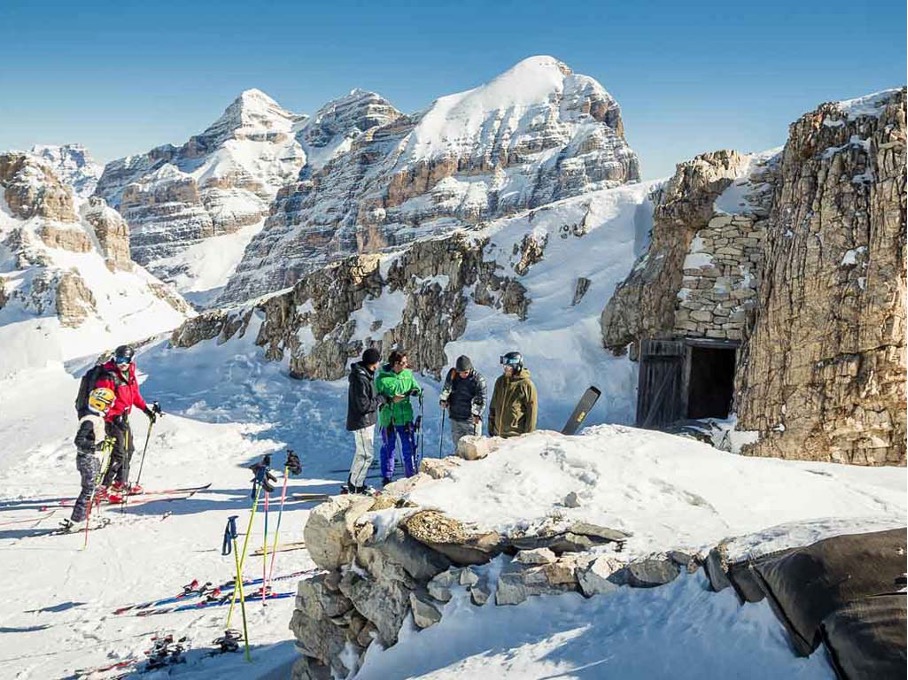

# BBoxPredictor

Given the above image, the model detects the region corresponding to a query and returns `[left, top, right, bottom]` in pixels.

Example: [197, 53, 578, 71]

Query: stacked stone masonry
[674, 213, 766, 341]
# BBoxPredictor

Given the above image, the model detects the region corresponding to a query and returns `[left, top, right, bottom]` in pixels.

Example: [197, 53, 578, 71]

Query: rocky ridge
[220, 56, 639, 303]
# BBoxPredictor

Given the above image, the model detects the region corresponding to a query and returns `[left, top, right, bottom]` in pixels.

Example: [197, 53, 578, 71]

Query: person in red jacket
[95, 344, 161, 498]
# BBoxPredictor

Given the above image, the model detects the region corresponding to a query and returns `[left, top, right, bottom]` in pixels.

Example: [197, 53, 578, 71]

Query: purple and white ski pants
[380, 423, 417, 480]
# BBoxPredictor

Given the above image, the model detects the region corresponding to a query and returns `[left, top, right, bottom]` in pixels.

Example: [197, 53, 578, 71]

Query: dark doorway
[687, 345, 736, 419]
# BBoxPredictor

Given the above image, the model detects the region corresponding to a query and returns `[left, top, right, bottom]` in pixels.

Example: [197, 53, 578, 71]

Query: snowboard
[561, 386, 601, 436]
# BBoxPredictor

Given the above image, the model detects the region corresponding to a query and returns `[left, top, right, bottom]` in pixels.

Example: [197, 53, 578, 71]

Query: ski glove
[144, 401, 163, 423]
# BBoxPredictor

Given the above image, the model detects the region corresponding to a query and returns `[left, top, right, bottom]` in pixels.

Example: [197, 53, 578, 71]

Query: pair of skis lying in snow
[112, 566, 318, 616]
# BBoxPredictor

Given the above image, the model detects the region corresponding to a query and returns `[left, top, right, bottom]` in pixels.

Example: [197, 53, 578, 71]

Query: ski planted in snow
[560, 386, 601, 436]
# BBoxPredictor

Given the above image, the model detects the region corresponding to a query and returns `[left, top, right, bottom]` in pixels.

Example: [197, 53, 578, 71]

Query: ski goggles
[115, 356, 132, 365]
[499, 355, 522, 366]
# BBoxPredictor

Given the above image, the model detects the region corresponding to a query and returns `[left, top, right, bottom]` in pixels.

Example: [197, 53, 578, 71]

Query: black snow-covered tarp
[751, 528, 907, 657]
[821, 593, 907, 680]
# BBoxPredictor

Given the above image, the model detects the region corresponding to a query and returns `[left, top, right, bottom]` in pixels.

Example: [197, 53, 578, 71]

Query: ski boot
[213, 629, 243, 654]
[59, 517, 86, 533]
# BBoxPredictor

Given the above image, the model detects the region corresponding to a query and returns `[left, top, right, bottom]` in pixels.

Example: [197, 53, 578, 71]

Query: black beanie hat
[362, 347, 381, 365]
[455, 355, 473, 372]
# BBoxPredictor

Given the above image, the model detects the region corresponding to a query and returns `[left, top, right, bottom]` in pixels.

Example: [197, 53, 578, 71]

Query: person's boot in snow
[59, 517, 86, 533]
[381, 476, 392, 487]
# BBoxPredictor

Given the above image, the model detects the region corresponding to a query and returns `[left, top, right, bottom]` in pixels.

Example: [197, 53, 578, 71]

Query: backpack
[75, 364, 112, 418]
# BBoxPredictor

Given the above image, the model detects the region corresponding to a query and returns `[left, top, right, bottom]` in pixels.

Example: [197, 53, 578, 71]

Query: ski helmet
[500, 351, 524, 372]
[114, 345, 135, 365]
[87, 387, 116, 416]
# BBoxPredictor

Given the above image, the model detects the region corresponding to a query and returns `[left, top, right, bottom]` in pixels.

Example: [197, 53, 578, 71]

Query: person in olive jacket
[345, 347, 382, 494]
[375, 349, 422, 484]
[489, 351, 537, 438]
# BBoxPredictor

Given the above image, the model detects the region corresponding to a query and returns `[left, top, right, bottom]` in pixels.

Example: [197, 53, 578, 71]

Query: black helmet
[500, 351, 523, 372]
[114, 345, 135, 365]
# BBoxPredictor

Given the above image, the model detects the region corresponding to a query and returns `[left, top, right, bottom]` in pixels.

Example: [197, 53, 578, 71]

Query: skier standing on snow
[61, 387, 116, 532]
[96, 345, 161, 501]
[375, 349, 422, 485]
[439, 355, 486, 449]
[489, 351, 537, 438]
[345, 347, 382, 494]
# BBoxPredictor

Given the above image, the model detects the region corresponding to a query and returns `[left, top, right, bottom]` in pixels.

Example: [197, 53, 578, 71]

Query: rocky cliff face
[93, 89, 308, 282]
[735, 89, 906, 465]
[599, 89, 906, 466]
[220, 56, 639, 303]
[600, 149, 769, 350]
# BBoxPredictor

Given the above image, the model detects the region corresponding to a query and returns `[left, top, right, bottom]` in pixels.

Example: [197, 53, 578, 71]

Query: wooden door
[636, 339, 684, 428]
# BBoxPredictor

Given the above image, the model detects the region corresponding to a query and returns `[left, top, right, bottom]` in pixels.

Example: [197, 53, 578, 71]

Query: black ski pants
[101, 418, 134, 487]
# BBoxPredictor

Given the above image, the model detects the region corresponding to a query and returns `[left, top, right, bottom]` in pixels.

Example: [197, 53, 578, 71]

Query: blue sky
[0, 0, 904, 179]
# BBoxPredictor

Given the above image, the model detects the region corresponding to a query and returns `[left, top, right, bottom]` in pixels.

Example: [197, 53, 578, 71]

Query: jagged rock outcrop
[0, 151, 192, 366]
[55, 269, 96, 327]
[94, 89, 307, 280]
[222, 56, 639, 303]
[172, 231, 531, 379]
[81, 196, 132, 271]
[735, 89, 907, 465]
[600, 150, 760, 351]
[1, 153, 78, 224]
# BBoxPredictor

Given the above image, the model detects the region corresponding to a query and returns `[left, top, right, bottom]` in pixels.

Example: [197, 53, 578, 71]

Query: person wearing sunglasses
[375, 349, 422, 485]
[93, 344, 162, 501]
[489, 351, 537, 438]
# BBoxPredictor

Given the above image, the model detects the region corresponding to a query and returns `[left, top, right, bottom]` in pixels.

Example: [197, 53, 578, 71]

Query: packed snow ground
[0, 346, 904, 679]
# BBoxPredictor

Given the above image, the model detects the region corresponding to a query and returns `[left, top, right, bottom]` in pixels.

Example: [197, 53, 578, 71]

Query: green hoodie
[489, 368, 537, 438]
[375, 363, 422, 427]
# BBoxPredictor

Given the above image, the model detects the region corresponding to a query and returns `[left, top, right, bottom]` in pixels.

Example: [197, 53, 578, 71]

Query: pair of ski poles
[224, 451, 300, 661]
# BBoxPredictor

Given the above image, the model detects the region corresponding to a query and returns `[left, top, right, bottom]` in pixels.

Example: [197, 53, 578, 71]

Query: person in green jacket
[489, 351, 538, 438]
[375, 349, 423, 484]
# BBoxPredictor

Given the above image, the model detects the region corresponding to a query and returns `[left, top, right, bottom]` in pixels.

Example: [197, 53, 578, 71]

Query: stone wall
[674, 211, 766, 341]
[289, 448, 660, 680]
[735, 90, 906, 465]
[600, 150, 753, 352]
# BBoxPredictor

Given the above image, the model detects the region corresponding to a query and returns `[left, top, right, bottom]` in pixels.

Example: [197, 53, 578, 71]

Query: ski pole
[266, 467, 290, 586]
[226, 483, 261, 629]
[261, 489, 270, 606]
[122, 419, 153, 515]
[83, 438, 113, 550]
[438, 409, 446, 458]
[133, 418, 154, 489]
[224, 516, 252, 662]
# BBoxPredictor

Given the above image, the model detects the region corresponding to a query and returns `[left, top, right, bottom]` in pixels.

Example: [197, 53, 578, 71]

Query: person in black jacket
[439, 355, 487, 450]
[345, 347, 382, 494]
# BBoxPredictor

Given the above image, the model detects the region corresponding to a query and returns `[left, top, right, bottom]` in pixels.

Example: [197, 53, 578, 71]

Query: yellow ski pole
[226, 483, 261, 629]
[224, 516, 252, 662]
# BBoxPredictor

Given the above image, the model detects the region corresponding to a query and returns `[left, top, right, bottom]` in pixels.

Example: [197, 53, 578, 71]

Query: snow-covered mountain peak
[405, 55, 625, 162]
[29, 144, 102, 198]
[201, 88, 298, 145]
